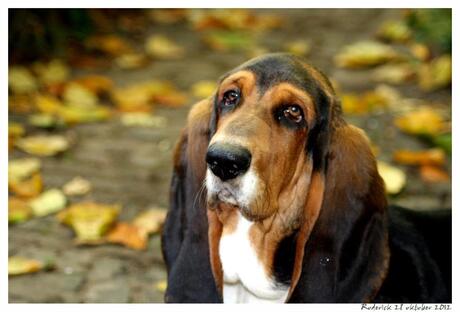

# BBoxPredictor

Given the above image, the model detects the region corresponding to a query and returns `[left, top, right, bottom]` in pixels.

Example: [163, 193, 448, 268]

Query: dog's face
[206, 54, 334, 221]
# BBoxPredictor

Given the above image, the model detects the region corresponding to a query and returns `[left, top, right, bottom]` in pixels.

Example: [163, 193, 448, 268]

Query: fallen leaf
[15, 135, 70, 156]
[202, 30, 253, 52]
[395, 106, 447, 136]
[63, 83, 99, 108]
[419, 165, 450, 183]
[376, 20, 412, 42]
[63, 176, 92, 196]
[132, 208, 167, 236]
[409, 43, 431, 62]
[33, 59, 70, 86]
[372, 63, 416, 84]
[285, 40, 311, 56]
[57, 202, 120, 243]
[145, 35, 185, 59]
[120, 113, 167, 128]
[115, 53, 149, 69]
[9, 122, 26, 138]
[191, 80, 216, 99]
[393, 148, 446, 166]
[9, 173, 43, 198]
[334, 41, 402, 68]
[8, 257, 43, 276]
[418, 55, 451, 91]
[148, 9, 187, 24]
[9, 197, 33, 223]
[86, 35, 132, 56]
[29, 189, 67, 217]
[341, 91, 388, 115]
[35, 94, 111, 124]
[152, 93, 187, 108]
[187, 9, 281, 31]
[9, 95, 35, 113]
[377, 161, 406, 195]
[9, 66, 38, 94]
[72, 75, 114, 95]
[106, 222, 147, 250]
[154, 280, 167, 292]
[28, 113, 60, 129]
[112, 80, 185, 111]
[8, 158, 41, 183]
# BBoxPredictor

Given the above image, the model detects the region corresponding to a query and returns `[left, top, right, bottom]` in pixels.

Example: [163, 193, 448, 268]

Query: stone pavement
[8, 9, 451, 303]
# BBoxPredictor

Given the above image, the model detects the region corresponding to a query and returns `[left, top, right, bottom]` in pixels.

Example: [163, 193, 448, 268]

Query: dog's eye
[221, 89, 240, 107]
[276, 104, 304, 125]
[283, 105, 303, 123]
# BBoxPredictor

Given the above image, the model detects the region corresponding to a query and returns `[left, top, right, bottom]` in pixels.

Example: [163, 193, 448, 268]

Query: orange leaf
[9, 173, 43, 198]
[72, 75, 114, 95]
[393, 148, 445, 166]
[9, 197, 33, 223]
[106, 222, 147, 250]
[420, 165, 450, 183]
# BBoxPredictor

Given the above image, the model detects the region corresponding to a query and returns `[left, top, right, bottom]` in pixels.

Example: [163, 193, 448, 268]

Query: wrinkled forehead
[220, 54, 332, 99]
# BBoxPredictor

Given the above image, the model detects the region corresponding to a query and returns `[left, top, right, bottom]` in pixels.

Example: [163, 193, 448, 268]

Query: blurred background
[8, 9, 451, 303]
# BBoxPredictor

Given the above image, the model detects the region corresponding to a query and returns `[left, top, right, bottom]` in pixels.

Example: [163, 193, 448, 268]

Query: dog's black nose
[206, 143, 251, 181]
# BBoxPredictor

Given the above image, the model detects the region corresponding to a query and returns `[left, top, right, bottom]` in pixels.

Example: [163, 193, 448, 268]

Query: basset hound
[161, 53, 451, 303]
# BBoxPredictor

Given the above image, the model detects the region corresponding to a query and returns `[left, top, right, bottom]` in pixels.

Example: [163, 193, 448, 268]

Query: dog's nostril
[206, 143, 251, 181]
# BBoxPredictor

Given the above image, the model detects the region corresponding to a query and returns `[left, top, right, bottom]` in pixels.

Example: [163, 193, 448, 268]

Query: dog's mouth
[208, 182, 241, 207]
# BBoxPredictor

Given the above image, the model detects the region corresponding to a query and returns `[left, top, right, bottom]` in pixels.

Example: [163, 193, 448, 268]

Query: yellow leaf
[8, 158, 41, 183]
[8, 257, 43, 276]
[30, 188, 67, 217]
[145, 35, 185, 59]
[9, 122, 25, 138]
[341, 91, 388, 115]
[376, 20, 412, 42]
[395, 107, 447, 136]
[154, 280, 167, 292]
[334, 41, 402, 68]
[418, 55, 451, 91]
[120, 113, 167, 128]
[9, 197, 33, 223]
[285, 40, 311, 56]
[8, 66, 38, 94]
[106, 222, 147, 250]
[115, 53, 149, 69]
[35, 94, 63, 114]
[15, 135, 70, 156]
[57, 202, 120, 243]
[33, 59, 70, 86]
[63, 83, 99, 108]
[63, 176, 92, 196]
[28, 113, 59, 128]
[377, 161, 406, 195]
[9, 173, 43, 198]
[132, 207, 167, 236]
[372, 64, 415, 84]
[393, 148, 445, 166]
[191, 80, 216, 99]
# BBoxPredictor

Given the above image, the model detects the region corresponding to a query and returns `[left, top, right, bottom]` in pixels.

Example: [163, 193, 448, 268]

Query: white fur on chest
[219, 213, 289, 303]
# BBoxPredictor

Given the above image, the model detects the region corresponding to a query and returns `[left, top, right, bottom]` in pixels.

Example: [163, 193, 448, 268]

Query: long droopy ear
[287, 116, 390, 302]
[161, 98, 222, 303]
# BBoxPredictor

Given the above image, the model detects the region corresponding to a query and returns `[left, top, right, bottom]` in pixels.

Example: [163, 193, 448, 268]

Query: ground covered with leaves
[8, 9, 451, 303]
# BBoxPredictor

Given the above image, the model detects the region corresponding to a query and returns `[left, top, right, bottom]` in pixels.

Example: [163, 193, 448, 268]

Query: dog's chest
[219, 213, 289, 303]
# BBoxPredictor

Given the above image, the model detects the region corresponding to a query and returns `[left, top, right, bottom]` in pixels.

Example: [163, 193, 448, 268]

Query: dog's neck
[210, 203, 299, 302]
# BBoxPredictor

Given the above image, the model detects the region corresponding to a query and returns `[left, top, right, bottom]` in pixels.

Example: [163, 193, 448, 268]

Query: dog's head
[205, 53, 335, 223]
